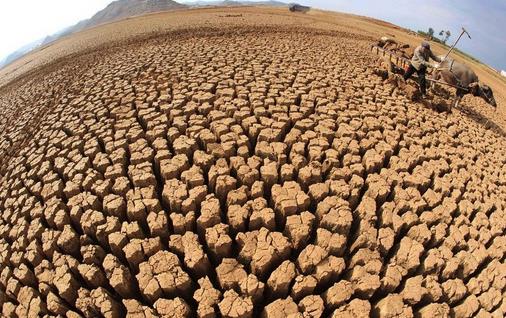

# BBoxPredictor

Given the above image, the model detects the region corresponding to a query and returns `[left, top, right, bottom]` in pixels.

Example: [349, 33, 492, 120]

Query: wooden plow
[371, 45, 410, 70]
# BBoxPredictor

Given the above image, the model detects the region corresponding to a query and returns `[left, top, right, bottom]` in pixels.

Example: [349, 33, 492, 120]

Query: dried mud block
[216, 258, 248, 290]
[314, 256, 345, 288]
[181, 165, 205, 188]
[267, 260, 297, 298]
[136, 250, 192, 303]
[315, 196, 352, 234]
[81, 244, 106, 265]
[226, 185, 249, 208]
[298, 161, 322, 189]
[193, 150, 214, 172]
[331, 299, 371, 317]
[399, 275, 427, 305]
[239, 273, 265, 304]
[247, 197, 276, 231]
[290, 274, 317, 301]
[236, 228, 291, 277]
[103, 254, 135, 298]
[81, 209, 107, 240]
[123, 299, 158, 317]
[170, 212, 196, 234]
[260, 160, 279, 188]
[297, 244, 328, 275]
[315, 228, 347, 256]
[476, 287, 502, 312]
[391, 237, 424, 273]
[271, 181, 310, 226]
[193, 276, 221, 318]
[218, 290, 254, 318]
[13, 263, 36, 287]
[262, 297, 300, 318]
[284, 211, 315, 250]
[47, 291, 72, 316]
[123, 237, 162, 271]
[451, 294, 480, 318]
[250, 180, 265, 199]
[216, 175, 238, 203]
[441, 278, 467, 305]
[308, 182, 329, 203]
[198, 194, 222, 234]
[108, 232, 128, 259]
[103, 194, 127, 219]
[14, 286, 47, 317]
[227, 204, 249, 233]
[415, 303, 450, 318]
[54, 265, 79, 304]
[160, 155, 190, 181]
[90, 287, 123, 318]
[348, 265, 381, 298]
[169, 232, 211, 277]
[147, 211, 169, 238]
[205, 223, 233, 259]
[298, 295, 324, 318]
[372, 294, 413, 318]
[162, 179, 189, 213]
[323, 280, 354, 310]
[78, 263, 107, 288]
[75, 288, 96, 317]
[154, 298, 191, 318]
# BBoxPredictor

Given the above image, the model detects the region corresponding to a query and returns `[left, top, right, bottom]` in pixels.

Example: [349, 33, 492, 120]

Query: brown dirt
[1, 6, 506, 318]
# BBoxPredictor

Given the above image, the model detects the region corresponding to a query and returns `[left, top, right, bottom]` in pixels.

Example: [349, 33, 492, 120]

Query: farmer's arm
[429, 50, 442, 63]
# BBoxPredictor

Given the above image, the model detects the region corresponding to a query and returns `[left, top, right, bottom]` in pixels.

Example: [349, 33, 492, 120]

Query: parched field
[0, 7, 505, 318]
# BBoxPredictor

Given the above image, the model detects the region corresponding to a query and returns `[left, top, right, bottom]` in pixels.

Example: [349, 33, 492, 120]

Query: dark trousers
[403, 64, 427, 94]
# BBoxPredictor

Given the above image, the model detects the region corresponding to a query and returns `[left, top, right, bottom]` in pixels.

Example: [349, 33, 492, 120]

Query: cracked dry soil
[0, 20, 506, 318]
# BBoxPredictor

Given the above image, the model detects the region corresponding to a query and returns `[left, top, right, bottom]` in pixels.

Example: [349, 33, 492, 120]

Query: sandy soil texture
[0, 6, 505, 318]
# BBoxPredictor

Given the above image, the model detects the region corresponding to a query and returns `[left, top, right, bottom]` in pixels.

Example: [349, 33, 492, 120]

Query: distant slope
[188, 0, 287, 7]
[42, 0, 187, 46]
[0, 38, 45, 69]
[82, 0, 187, 30]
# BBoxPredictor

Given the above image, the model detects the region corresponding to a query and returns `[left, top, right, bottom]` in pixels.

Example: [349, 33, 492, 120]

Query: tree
[428, 27, 435, 39]
[444, 30, 451, 44]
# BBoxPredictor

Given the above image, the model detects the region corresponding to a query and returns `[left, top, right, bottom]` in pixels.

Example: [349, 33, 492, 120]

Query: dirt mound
[0, 20, 505, 318]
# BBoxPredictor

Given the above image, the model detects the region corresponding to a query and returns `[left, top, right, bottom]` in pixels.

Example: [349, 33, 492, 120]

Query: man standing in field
[403, 41, 442, 96]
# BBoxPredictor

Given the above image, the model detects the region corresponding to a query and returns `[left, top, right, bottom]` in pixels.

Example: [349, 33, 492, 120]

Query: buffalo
[433, 56, 497, 109]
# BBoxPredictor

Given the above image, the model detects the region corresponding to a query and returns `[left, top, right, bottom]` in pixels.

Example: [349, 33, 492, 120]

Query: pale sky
[0, 0, 504, 71]
[0, 0, 111, 60]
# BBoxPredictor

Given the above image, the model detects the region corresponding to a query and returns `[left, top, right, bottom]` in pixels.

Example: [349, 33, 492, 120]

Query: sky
[0, 0, 504, 71]
[0, 0, 112, 60]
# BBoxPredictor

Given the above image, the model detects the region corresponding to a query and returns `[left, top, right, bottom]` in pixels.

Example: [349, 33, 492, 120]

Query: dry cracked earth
[0, 22, 506, 318]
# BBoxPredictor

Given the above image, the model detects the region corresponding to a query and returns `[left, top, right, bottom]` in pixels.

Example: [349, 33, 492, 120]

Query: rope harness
[434, 59, 469, 92]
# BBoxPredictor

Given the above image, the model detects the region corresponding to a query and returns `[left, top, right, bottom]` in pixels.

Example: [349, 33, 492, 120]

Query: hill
[0, 38, 45, 68]
[0, 0, 188, 68]
[80, 0, 187, 29]
[41, 0, 187, 47]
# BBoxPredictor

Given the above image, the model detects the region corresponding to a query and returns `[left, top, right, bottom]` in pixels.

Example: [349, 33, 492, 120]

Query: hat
[421, 41, 430, 49]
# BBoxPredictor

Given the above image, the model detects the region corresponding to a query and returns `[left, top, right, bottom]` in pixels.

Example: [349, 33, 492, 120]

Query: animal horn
[467, 82, 481, 96]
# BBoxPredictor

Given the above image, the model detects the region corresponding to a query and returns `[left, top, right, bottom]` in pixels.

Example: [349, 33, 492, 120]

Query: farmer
[403, 41, 442, 96]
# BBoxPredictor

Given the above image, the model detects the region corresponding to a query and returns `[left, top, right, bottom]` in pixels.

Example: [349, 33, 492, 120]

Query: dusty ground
[1, 6, 506, 318]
